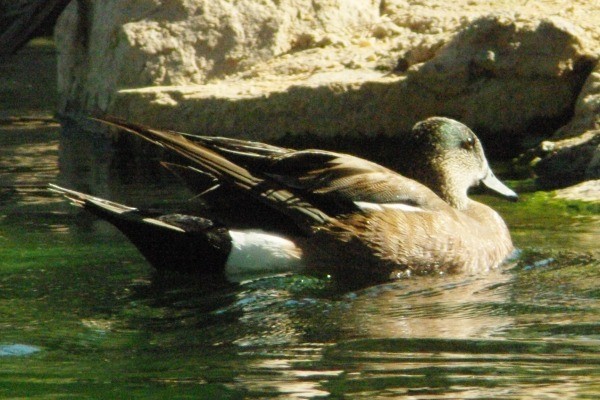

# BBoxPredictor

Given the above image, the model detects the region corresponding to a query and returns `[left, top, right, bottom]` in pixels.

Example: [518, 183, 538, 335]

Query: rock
[534, 130, 600, 186]
[394, 15, 596, 141]
[534, 61, 600, 185]
[554, 63, 600, 139]
[55, 0, 381, 113]
[588, 143, 600, 178]
[554, 180, 600, 202]
[55, 1, 599, 165]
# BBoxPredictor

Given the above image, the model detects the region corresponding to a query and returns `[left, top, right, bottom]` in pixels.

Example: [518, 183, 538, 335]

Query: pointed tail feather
[49, 183, 137, 214]
[49, 184, 185, 232]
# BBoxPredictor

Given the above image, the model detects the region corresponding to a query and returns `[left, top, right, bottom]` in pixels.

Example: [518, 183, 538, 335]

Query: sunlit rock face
[54, 0, 381, 113]
[55, 1, 599, 188]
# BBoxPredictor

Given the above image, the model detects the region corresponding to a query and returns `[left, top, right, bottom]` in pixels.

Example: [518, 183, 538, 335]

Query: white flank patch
[354, 201, 424, 212]
[225, 230, 303, 276]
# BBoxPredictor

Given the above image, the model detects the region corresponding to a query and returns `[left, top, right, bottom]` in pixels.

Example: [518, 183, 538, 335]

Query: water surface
[1, 122, 599, 399]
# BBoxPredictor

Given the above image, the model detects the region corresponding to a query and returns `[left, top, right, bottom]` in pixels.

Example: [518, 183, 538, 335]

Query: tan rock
[55, 0, 381, 113]
[554, 180, 600, 202]
[534, 130, 600, 185]
[395, 15, 596, 135]
[105, 14, 597, 145]
[554, 62, 600, 139]
[55, 1, 600, 186]
[587, 144, 600, 178]
[534, 62, 600, 184]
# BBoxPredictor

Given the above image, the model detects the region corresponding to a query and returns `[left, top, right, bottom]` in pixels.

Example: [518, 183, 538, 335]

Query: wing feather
[93, 116, 446, 232]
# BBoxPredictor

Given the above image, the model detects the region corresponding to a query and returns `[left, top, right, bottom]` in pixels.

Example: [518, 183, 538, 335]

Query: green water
[1, 122, 599, 399]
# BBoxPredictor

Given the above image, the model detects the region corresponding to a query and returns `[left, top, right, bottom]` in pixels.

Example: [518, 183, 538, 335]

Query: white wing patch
[225, 230, 303, 275]
[354, 201, 424, 212]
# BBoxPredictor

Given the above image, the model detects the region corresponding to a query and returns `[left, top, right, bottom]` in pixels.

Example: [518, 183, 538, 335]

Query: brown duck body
[303, 200, 513, 280]
[54, 116, 517, 281]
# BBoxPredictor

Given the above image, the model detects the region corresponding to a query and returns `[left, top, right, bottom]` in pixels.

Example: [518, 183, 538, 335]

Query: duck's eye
[462, 137, 475, 150]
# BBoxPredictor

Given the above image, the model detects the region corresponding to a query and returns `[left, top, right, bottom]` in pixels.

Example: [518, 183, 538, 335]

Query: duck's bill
[481, 171, 518, 201]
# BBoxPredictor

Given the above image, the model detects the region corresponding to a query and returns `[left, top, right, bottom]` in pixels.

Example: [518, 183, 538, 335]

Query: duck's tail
[48, 184, 232, 273]
[92, 116, 332, 235]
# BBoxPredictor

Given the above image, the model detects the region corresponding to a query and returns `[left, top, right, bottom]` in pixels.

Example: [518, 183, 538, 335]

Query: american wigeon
[51, 116, 517, 282]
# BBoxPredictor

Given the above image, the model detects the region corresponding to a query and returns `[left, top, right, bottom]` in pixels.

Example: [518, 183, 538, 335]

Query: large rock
[55, 1, 599, 163]
[532, 61, 600, 185]
[390, 15, 596, 138]
[55, 0, 381, 112]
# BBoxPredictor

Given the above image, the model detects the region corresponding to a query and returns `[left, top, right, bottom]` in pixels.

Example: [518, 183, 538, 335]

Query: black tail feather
[49, 184, 231, 274]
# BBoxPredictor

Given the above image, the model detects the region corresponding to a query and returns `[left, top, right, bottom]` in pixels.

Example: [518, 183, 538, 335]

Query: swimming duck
[51, 116, 517, 282]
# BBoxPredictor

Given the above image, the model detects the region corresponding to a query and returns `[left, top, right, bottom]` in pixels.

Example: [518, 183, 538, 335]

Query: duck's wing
[178, 134, 443, 211]
[182, 133, 293, 160]
[94, 116, 446, 232]
[93, 116, 332, 235]
[258, 150, 447, 214]
[160, 162, 221, 196]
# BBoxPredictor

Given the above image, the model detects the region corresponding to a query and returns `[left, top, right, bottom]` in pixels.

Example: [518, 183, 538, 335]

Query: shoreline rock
[554, 180, 600, 203]
[54, 1, 600, 190]
[533, 61, 600, 186]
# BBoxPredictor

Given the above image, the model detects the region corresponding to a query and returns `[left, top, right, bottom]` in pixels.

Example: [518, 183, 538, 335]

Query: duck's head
[409, 117, 518, 210]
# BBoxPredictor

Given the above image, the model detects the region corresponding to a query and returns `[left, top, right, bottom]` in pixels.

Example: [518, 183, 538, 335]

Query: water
[0, 119, 598, 399]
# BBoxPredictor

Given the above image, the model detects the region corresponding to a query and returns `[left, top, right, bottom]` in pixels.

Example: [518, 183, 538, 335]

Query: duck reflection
[220, 269, 516, 398]
[338, 268, 515, 339]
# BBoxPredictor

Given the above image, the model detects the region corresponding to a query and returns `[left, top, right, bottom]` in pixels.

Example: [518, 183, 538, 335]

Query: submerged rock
[54, 1, 599, 189]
